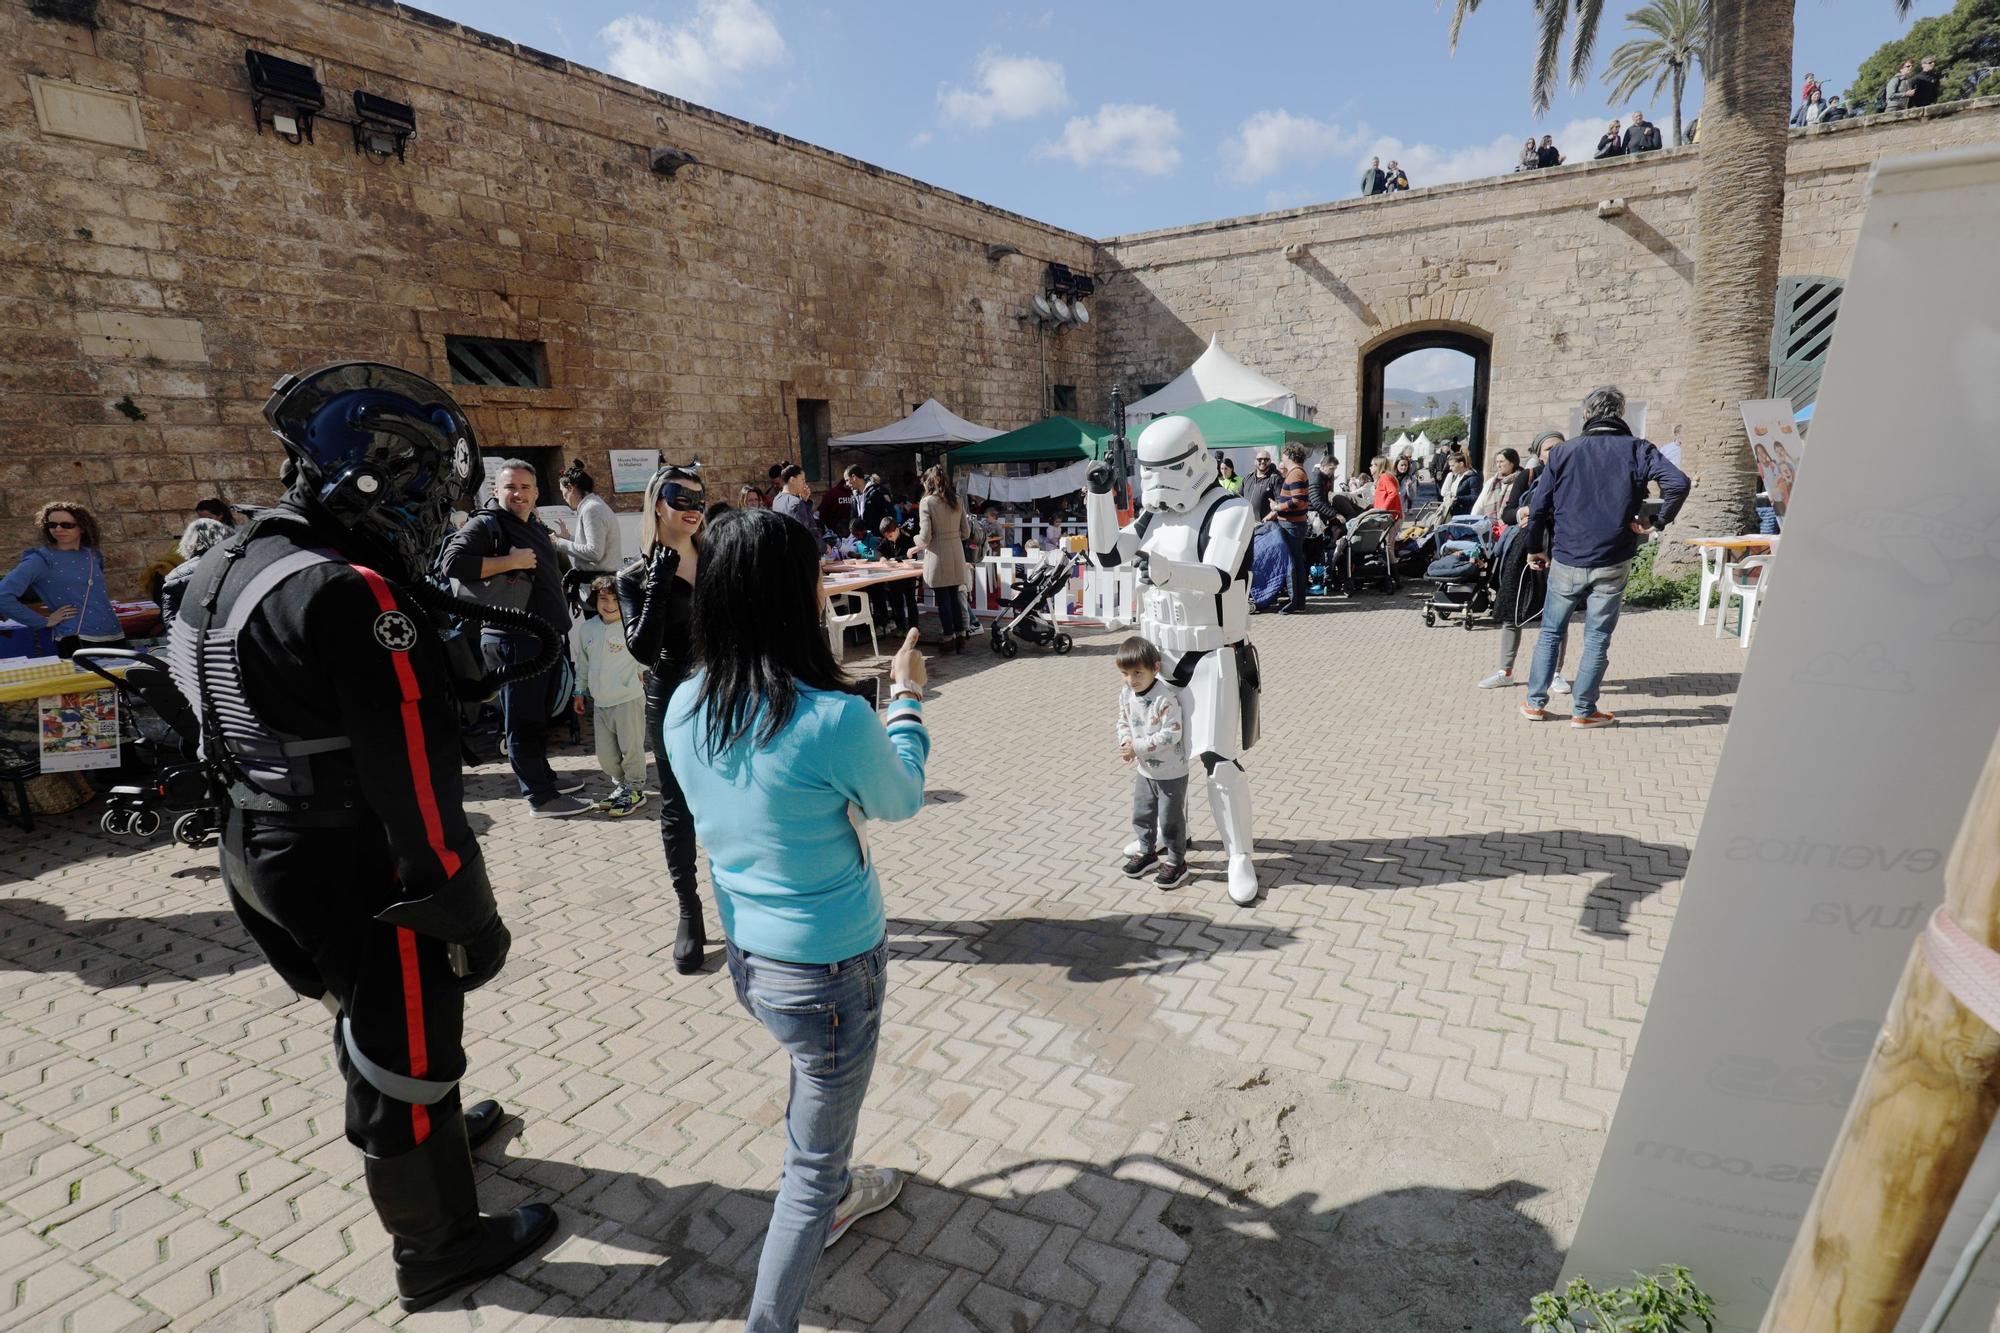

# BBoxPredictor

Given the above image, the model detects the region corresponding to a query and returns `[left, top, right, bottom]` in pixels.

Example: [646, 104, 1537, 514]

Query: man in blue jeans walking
[1520, 386, 1690, 728]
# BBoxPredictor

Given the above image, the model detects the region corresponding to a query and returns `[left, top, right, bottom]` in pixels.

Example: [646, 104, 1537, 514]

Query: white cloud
[600, 0, 786, 103]
[1222, 111, 1362, 185]
[1038, 104, 1182, 176]
[940, 53, 1067, 129]
[1356, 117, 1627, 189]
[908, 130, 935, 149]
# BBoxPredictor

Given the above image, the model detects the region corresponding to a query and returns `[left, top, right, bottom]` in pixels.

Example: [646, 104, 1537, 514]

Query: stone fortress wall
[0, 0, 1099, 584]
[2, 0, 1996, 586]
[1095, 98, 2000, 469]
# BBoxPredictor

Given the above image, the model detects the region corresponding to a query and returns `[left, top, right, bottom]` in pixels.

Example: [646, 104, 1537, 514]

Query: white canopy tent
[1127, 334, 1300, 421]
[830, 397, 1000, 457]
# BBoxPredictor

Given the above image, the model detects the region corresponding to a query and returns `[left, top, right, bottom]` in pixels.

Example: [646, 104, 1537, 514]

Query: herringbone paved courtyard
[1, 597, 1748, 1331]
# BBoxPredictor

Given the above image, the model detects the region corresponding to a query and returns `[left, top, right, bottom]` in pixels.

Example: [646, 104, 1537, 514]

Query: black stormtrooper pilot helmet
[263, 362, 481, 582]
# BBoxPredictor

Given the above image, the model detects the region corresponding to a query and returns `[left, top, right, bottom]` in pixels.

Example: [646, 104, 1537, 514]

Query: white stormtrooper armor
[1086, 416, 1260, 905]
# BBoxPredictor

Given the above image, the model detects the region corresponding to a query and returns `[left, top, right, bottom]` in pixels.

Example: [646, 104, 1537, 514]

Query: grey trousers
[1133, 774, 1189, 861]
[593, 695, 649, 789]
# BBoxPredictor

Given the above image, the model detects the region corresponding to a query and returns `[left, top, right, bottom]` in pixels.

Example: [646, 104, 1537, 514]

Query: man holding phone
[1520, 386, 1689, 729]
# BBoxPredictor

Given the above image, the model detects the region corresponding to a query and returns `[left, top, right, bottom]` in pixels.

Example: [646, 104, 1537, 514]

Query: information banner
[1739, 398, 1804, 516]
[609, 448, 660, 493]
[1564, 146, 2000, 1330]
[39, 688, 118, 772]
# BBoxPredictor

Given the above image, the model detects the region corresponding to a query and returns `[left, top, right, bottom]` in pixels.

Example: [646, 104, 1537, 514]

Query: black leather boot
[363, 1106, 558, 1312]
[672, 883, 707, 975]
[464, 1098, 508, 1149]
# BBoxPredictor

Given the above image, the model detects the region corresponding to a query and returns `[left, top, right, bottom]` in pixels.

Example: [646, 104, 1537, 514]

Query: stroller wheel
[996, 634, 1019, 659]
[173, 811, 211, 849]
[1423, 609, 1436, 627]
[100, 808, 129, 836]
[128, 808, 162, 838]
[1463, 612, 1476, 630]
[1053, 634, 1073, 656]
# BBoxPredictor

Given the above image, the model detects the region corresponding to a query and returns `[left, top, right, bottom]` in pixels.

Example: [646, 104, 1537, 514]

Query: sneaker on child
[1122, 850, 1159, 878]
[1154, 860, 1188, 888]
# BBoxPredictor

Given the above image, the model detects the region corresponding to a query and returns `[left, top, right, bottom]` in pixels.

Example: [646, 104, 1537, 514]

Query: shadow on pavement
[455, 1146, 1562, 1330]
[0, 895, 258, 987]
[887, 912, 1295, 980]
[1254, 828, 1688, 940]
[1603, 671, 1740, 699]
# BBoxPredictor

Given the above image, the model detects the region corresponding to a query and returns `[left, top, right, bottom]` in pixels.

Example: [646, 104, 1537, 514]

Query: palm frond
[1531, 0, 1569, 112]
[1568, 0, 1611, 92]
[1445, 0, 1484, 53]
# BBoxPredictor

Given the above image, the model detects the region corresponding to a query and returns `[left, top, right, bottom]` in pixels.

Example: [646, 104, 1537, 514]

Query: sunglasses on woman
[45, 521, 78, 530]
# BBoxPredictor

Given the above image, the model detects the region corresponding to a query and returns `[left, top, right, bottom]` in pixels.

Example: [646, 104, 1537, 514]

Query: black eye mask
[658, 482, 705, 512]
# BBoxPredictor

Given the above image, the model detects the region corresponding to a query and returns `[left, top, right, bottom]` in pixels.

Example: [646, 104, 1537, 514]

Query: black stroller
[70, 647, 220, 847]
[989, 551, 1077, 659]
[1420, 517, 1499, 628]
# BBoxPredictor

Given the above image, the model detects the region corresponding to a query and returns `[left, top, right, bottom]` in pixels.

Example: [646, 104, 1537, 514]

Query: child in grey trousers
[575, 577, 650, 816]
[1115, 636, 1189, 888]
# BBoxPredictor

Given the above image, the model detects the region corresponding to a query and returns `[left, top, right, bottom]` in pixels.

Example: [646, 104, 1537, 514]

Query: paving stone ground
[0, 594, 1749, 1331]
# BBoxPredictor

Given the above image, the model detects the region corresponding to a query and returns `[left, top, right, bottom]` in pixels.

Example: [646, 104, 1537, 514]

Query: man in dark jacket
[1885, 59, 1918, 112]
[1910, 56, 1942, 109]
[1621, 111, 1663, 154]
[1359, 156, 1387, 196]
[1242, 449, 1282, 518]
[440, 463, 584, 816]
[169, 364, 555, 1310]
[1519, 385, 1689, 728]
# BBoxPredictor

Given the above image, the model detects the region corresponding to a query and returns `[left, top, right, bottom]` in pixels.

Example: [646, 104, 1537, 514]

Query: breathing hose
[405, 578, 564, 702]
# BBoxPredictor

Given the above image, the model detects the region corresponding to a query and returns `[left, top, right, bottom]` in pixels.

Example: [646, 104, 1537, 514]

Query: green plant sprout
[1524, 1265, 1717, 1332]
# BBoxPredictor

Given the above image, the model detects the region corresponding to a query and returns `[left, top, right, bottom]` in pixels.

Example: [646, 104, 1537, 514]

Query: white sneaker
[1551, 673, 1572, 696]
[1123, 837, 1147, 857]
[1477, 670, 1514, 689]
[824, 1165, 903, 1250]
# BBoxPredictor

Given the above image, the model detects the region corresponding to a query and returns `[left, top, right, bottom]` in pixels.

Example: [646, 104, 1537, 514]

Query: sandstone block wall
[0, 0, 1098, 587]
[1096, 100, 2000, 468]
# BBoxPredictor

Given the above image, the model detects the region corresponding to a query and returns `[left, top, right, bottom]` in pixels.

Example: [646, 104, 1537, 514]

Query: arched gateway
[1357, 323, 1493, 469]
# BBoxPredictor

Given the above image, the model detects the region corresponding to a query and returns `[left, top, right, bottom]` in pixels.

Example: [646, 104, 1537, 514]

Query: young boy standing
[1115, 636, 1189, 887]
[574, 576, 649, 816]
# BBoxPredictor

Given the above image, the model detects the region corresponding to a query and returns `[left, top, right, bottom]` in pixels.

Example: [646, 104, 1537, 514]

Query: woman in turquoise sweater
[663, 508, 929, 1332]
[0, 500, 125, 654]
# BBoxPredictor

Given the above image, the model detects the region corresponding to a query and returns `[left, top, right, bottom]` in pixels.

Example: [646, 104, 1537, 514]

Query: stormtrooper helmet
[1136, 416, 1217, 514]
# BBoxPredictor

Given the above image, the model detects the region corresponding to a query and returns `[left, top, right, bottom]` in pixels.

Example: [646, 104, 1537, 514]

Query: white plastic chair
[825, 591, 877, 661]
[1695, 544, 1726, 625]
[1716, 556, 1770, 647]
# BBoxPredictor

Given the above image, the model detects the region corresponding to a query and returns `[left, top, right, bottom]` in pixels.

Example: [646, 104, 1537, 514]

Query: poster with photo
[39, 688, 119, 772]
[1740, 398, 1805, 516]
[609, 449, 661, 493]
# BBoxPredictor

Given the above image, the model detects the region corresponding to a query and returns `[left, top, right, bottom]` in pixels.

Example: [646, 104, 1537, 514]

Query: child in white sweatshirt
[1115, 636, 1188, 887]
[574, 577, 649, 816]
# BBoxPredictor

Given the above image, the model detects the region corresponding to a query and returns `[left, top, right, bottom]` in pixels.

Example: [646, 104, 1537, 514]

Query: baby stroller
[70, 647, 220, 847]
[1340, 509, 1401, 594]
[1421, 518, 1499, 628]
[989, 551, 1076, 659]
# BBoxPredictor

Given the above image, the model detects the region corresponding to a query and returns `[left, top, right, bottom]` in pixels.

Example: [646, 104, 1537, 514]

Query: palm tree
[1604, 0, 1709, 146]
[1449, 0, 1913, 559]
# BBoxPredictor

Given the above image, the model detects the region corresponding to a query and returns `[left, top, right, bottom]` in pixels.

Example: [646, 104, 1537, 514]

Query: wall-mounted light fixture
[649, 146, 697, 177]
[351, 91, 415, 161]
[1597, 197, 1628, 218]
[245, 50, 324, 144]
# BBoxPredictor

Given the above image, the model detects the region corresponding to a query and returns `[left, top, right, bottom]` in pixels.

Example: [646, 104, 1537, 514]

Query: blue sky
[415, 0, 1949, 240]
[413, 0, 1950, 392]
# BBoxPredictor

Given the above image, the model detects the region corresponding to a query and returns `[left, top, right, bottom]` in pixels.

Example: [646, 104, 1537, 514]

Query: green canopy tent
[1168, 398, 1332, 450]
[944, 415, 1114, 468]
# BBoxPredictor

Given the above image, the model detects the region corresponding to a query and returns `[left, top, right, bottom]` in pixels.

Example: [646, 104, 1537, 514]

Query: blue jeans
[932, 583, 968, 637]
[482, 630, 559, 803]
[1527, 559, 1631, 716]
[1276, 521, 1309, 612]
[727, 937, 888, 1331]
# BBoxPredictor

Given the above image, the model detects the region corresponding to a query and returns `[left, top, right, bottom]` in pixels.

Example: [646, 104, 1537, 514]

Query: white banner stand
[1565, 145, 2000, 1331]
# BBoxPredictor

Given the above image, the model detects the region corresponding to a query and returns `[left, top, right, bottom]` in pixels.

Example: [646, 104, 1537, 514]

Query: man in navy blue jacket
[1521, 386, 1690, 728]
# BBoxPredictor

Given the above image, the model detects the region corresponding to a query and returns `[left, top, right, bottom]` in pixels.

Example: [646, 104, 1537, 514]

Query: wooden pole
[1761, 725, 2000, 1331]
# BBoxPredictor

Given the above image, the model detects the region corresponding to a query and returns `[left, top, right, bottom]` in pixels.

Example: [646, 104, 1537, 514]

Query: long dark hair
[688, 508, 858, 757]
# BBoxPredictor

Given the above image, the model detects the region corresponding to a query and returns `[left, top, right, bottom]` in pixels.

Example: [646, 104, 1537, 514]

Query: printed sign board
[609, 449, 660, 493]
[39, 688, 118, 771]
[1565, 145, 2000, 1331]
[1739, 398, 1804, 516]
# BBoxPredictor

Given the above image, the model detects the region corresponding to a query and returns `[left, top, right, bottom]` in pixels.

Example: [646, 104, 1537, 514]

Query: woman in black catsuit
[615, 464, 707, 973]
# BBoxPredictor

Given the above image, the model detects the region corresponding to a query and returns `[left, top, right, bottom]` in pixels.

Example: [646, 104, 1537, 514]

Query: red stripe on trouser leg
[396, 926, 431, 1145]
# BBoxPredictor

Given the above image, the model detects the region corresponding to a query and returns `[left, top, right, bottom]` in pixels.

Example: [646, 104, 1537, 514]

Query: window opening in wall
[797, 398, 831, 484]
[445, 336, 549, 389]
[1051, 384, 1078, 414]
